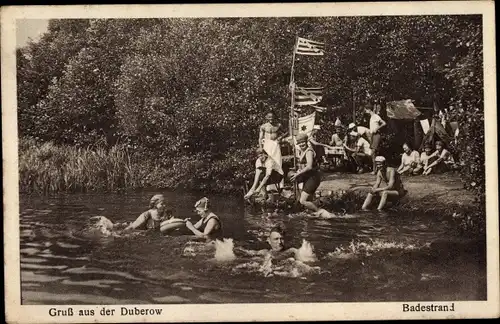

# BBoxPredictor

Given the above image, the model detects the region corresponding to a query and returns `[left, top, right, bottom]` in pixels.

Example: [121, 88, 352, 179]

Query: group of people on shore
[397, 140, 456, 176]
[121, 105, 457, 241]
[241, 107, 411, 215]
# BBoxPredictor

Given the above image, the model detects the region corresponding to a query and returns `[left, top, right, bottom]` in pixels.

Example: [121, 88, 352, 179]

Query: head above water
[348, 122, 356, 130]
[194, 197, 210, 216]
[150, 194, 165, 209]
[268, 226, 285, 252]
[149, 194, 171, 214]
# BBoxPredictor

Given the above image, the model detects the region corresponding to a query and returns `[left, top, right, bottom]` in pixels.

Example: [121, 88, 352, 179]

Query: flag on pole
[296, 112, 316, 136]
[294, 37, 325, 56]
[311, 105, 327, 113]
[294, 86, 323, 106]
[287, 112, 316, 154]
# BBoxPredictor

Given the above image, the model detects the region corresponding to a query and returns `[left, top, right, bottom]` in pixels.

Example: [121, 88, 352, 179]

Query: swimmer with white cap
[361, 156, 407, 211]
[185, 197, 223, 241]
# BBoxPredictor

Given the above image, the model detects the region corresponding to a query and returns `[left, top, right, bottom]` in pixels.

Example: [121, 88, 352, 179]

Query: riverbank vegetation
[17, 17, 485, 233]
[19, 137, 254, 194]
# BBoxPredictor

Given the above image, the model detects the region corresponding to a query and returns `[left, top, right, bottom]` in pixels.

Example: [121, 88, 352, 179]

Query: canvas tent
[385, 99, 457, 151]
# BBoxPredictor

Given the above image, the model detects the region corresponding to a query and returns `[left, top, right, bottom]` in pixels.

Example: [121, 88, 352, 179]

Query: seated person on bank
[244, 148, 284, 200]
[185, 197, 223, 241]
[362, 156, 407, 211]
[397, 143, 420, 175]
[326, 124, 347, 168]
[413, 143, 433, 175]
[423, 141, 455, 175]
[343, 131, 373, 173]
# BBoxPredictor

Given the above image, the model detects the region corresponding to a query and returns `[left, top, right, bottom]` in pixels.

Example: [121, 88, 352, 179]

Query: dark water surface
[20, 191, 486, 304]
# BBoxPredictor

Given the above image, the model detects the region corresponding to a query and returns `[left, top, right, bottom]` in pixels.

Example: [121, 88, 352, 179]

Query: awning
[386, 99, 422, 120]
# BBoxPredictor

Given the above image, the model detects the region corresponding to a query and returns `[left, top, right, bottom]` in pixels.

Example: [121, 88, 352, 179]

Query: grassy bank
[19, 138, 254, 194]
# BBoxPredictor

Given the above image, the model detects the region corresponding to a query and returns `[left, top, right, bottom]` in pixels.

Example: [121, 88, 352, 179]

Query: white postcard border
[2, 2, 498, 322]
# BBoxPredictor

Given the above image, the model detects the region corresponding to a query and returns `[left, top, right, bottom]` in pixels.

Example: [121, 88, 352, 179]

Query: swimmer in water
[185, 197, 223, 241]
[124, 194, 187, 233]
[236, 226, 298, 259]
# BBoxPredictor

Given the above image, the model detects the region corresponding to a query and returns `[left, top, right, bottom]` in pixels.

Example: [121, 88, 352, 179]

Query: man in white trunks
[258, 112, 286, 190]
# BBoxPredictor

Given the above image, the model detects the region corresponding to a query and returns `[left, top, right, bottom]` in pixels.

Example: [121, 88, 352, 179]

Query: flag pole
[290, 36, 299, 201]
[351, 86, 356, 123]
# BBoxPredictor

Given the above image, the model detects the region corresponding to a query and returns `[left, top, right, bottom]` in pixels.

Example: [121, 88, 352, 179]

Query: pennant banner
[295, 37, 325, 56]
[294, 86, 323, 106]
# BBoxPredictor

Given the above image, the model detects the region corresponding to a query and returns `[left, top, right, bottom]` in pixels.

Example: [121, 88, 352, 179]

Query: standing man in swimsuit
[259, 112, 287, 189]
[259, 112, 286, 147]
[361, 156, 407, 211]
[365, 106, 387, 174]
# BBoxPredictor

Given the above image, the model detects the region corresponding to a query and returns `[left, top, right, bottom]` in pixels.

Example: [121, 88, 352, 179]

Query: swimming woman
[185, 197, 223, 241]
[124, 194, 186, 233]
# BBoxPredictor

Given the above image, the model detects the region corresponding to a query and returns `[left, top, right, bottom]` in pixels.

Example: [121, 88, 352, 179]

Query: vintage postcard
[2, 1, 498, 322]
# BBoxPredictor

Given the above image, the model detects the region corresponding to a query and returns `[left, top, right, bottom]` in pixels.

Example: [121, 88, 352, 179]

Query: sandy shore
[317, 172, 474, 209]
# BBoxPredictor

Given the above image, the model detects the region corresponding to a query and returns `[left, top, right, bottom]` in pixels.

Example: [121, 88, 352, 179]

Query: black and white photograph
[2, 2, 499, 322]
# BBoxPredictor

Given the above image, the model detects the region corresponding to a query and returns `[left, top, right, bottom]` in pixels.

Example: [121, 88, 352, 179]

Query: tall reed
[18, 138, 160, 193]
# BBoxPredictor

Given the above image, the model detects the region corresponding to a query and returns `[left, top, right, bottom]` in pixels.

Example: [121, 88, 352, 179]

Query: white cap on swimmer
[375, 156, 386, 163]
[348, 122, 356, 130]
[195, 197, 210, 211]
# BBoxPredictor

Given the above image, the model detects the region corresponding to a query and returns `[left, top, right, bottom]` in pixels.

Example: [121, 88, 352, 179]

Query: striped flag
[294, 86, 323, 106]
[311, 105, 327, 113]
[294, 37, 325, 56]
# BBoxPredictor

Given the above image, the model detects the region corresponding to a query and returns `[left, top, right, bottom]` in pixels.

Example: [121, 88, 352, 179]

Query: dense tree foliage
[18, 16, 484, 200]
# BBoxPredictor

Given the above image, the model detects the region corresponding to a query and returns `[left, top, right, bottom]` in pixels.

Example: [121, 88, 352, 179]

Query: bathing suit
[256, 157, 283, 185]
[296, 147, 322, 195]
[134, 210, 162, 230]
[200, 212, 223, 240]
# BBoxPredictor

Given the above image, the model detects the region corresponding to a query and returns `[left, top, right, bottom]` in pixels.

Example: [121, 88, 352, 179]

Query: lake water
[20, 191, 486, 304]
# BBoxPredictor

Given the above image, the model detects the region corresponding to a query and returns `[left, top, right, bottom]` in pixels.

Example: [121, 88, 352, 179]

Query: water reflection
[20, 192, 486, 304]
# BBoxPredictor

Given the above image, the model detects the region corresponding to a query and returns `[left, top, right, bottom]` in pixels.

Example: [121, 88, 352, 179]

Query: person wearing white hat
[185, 197, 223, 240]
[343, 131, 373, 173]
[361, 156, 407, 211]
[347, 122, 371, 142]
